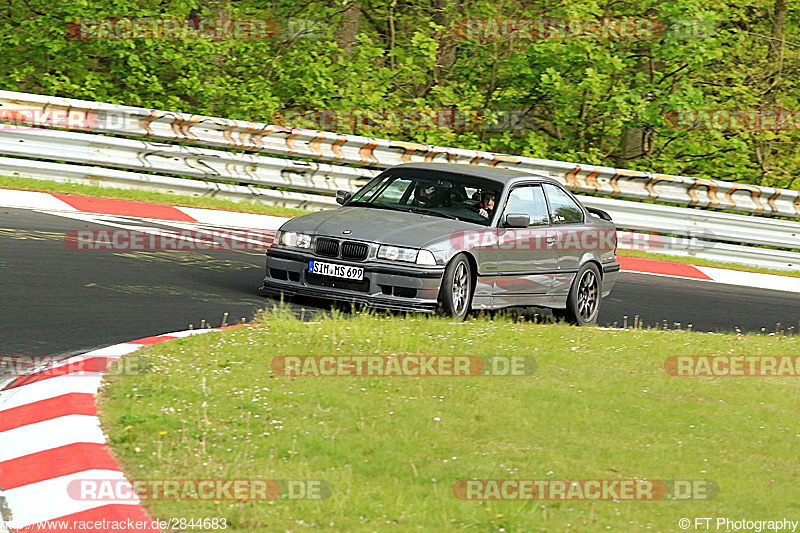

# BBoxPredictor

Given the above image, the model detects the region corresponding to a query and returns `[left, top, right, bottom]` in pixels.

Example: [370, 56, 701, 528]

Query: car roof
[389, 162, 561, 185]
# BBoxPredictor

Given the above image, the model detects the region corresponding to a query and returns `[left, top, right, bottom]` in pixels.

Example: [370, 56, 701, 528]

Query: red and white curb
[3, 187, 800, 294]
[617, 256, 800, 293]
[0, 188, 284, 230]
[0, 326, 247, 532]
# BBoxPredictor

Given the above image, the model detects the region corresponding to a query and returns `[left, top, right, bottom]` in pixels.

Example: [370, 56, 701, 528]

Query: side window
[543, 184, 584, 224]
[374, 178, 412, 204]
[504, 185, 549, 226]
[350, 175, 386, 202]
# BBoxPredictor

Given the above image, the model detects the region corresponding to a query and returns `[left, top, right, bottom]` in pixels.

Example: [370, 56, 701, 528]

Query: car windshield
[347, 168, 503, 226]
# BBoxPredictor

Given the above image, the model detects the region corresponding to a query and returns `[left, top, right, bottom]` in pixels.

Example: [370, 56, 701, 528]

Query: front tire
[562, 262, 601, 325]
[439, 254, 472, 320]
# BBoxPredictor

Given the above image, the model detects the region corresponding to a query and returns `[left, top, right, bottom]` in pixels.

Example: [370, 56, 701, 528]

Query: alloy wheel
[577, 269, 599, 322]
[451, 262, 469, 315]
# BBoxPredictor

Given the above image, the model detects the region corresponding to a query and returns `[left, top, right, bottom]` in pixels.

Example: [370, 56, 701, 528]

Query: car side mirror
[504, 213, 530, 228]
[336, 190, 352, 205]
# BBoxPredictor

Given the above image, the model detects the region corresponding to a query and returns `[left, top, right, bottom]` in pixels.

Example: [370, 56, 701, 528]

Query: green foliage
[0, 0, 797, 186]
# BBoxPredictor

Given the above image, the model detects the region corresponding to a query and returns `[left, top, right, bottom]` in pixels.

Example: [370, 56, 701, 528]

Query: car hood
[280, 206, 481, 249]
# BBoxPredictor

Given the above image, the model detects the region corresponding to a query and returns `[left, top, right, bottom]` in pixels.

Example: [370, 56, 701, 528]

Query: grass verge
[98, 309, 800, 532]
[0, 175, 309, 218]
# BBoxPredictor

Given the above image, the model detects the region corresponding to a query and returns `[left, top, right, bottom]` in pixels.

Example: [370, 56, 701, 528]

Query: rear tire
[439, 254, 472, 320]
[562, 263, 601, 326]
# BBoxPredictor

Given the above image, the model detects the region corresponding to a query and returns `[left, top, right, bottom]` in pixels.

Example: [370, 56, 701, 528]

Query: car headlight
[416, 250, 436, 266]
[378, 245, 418, 262]
[279, 231, 311, 248]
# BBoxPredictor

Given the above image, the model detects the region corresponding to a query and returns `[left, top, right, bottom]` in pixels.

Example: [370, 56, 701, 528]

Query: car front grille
[315, 237, 340, 257]
[341, 241, 369, 261]
[314, 238, 368, 261]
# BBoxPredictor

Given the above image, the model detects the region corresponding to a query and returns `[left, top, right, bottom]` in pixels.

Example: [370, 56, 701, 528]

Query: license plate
[308, 260, 364, 280]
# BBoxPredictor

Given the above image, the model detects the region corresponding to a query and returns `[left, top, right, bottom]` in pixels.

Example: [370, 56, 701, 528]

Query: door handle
[546, 236, 556, 245]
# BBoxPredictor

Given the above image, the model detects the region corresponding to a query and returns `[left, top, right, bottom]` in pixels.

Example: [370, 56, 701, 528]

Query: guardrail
[0, 126, 374, 194]
[0, 156, 338, 210]
[1, 91, 800, 271]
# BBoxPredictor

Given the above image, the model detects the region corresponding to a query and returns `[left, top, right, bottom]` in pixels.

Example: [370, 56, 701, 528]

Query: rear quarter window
[543, 184, 584, 224]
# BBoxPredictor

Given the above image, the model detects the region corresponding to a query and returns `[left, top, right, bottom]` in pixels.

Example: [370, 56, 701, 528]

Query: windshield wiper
[345, 201, 399, 210]
[347, 202, 463, 221]
[396, 207, 462, 220]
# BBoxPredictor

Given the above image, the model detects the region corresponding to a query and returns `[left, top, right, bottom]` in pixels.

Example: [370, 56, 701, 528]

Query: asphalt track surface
[2, 206, 800, 356]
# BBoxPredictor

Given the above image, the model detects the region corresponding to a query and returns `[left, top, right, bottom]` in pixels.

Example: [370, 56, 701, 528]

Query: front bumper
[261, 248, 445, 313]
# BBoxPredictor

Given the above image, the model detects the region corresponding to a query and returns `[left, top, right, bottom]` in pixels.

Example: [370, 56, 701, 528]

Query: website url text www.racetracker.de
[2, 518, 228, 530]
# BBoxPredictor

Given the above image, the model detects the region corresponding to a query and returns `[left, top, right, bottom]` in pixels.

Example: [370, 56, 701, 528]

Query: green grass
[98, 309, 800, 532]
[0, 175, 310, 218]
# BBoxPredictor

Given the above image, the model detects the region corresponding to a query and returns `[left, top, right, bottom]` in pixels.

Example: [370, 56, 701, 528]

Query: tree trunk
[335, 1, 362, 54]
[754, 0, 788, 183]
[614, 47, 654, 168]
[432, 0, 457, 84]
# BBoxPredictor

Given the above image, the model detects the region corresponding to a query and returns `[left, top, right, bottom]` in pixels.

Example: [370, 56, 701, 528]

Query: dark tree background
[1, 0, 797, 187]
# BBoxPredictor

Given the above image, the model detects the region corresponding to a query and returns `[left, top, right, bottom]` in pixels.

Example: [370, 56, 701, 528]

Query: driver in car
[414, 183, 447, 208]
[478, 191, 496, 219]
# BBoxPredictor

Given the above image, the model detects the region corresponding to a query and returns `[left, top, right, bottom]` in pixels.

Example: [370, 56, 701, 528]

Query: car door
[490, 183, 559, 305]
[542, 183, 587, 296]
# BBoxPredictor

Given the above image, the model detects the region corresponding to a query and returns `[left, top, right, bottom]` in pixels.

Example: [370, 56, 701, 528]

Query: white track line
[176, 206, 285, 229]
[696, 266, 800, 293]
[0, 189, 78, 212]
[82, 344, 143, 358]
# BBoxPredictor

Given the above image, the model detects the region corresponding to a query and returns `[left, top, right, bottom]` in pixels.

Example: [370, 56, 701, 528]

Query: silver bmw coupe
[261, 162, 620, 324]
